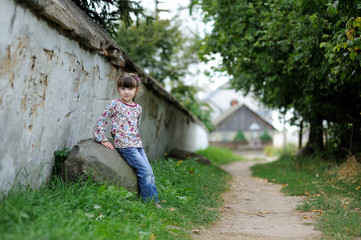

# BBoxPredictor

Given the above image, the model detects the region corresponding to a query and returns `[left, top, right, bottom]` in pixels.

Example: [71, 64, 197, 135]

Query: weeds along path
[193, 160, 321, 240]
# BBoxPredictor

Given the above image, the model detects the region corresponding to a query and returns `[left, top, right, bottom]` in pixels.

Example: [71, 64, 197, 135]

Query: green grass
[0, 158, 230, 240]
[196, 146, 245, 166]
[251, 154, 361, 239]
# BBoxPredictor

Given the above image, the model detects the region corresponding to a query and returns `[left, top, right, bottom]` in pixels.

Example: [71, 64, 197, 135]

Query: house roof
[213, 104, 276, 130]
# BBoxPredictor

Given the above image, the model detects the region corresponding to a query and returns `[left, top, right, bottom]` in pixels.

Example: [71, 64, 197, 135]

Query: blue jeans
[116, 148, 159, 202]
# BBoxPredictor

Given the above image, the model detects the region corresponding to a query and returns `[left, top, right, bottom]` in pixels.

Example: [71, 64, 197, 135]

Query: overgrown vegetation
[197, 146, 245, 166]
[251, 154, 361, 239]
[0, 158, 229, 239]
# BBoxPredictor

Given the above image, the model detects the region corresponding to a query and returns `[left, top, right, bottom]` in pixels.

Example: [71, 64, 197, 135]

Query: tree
[115, 18, 199, 84]
[72, 0, 153, 36]
[171, 83, 214, 131]
[191, 0, 361, 156]
[318, 2, 361, 155]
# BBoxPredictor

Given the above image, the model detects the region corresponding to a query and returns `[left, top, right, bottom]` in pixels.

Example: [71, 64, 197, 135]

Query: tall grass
[0, 158, 230, 240]
[196, 146, 245, 166]
[251, 154, 361, 239]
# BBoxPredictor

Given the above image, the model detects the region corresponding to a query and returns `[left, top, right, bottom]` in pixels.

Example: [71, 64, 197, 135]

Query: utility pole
[283, 114, 287, 149]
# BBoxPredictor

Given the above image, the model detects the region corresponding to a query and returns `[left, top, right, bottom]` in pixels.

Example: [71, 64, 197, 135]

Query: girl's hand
[101, 141, 115, 150]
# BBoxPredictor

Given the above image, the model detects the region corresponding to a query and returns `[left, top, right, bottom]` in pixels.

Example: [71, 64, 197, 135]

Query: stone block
[62, 139, 138, 192]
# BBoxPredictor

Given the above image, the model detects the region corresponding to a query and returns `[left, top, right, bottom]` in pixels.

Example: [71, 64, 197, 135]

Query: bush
[233, 129, 247, 141]
[260, 130, 272, 141]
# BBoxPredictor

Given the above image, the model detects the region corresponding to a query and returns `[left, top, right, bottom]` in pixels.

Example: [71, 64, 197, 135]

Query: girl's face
[118, 86, 137, 104]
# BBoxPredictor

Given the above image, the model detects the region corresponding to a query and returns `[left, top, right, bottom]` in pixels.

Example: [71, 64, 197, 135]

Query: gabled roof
[213, 104, 275, 130]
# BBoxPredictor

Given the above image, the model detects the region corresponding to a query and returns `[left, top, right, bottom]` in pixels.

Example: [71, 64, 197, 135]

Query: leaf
[320, 42, 328, 48]
[356, 54, 361, 61]
[350, 51, 357, 60]
[311, 209, 323, 214]
[258, 211, 271, 214]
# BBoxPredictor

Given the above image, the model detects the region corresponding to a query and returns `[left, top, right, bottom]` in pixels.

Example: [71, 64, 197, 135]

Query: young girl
[93, 72, 160, 205]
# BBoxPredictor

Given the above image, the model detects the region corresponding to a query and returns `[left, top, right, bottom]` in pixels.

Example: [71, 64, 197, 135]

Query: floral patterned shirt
[93, 99, 143, 148]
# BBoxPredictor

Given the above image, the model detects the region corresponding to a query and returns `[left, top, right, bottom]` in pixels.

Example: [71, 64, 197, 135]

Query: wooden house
[210, 103, 275, 150]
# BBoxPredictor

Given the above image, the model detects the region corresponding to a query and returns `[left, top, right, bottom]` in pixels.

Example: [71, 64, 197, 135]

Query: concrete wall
[0, 0, 208, 193]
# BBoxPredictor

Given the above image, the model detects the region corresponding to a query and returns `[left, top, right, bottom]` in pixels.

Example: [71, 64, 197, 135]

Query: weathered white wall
[0, 0, 208, 194]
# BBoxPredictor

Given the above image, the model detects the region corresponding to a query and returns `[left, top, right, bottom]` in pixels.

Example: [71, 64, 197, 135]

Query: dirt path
[193, 160, 321, 240]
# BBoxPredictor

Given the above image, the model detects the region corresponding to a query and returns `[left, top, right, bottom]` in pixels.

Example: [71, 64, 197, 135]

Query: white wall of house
[273, 129, 309, 148]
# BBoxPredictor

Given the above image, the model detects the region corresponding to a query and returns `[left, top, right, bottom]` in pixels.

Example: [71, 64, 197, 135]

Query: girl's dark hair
[116, 72, 141, 100]
[117, 72, 140, 89]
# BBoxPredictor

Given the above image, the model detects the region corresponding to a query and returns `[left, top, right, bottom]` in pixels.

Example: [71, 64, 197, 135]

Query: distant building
[203, 83, 275, 150]
[204, 83, 273, 124]
[211, 103, 275, 149]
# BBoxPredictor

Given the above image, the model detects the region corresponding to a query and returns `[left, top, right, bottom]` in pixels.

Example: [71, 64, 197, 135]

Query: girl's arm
[93, 100, 115, 149]
[137, 106, 142, 129]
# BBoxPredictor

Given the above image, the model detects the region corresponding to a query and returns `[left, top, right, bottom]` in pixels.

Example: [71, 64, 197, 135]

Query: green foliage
[233, 129, 247, 141]
[0, 159, 229, 239]
[192, 0, 361, 155]
[115, 18, 199, 85]
[196, 146, 245, 166]
[72, 0, 153, 36]
[260, 130, 272, 142]
[171, 83, 214, 131]
[251, 154, 361, 238]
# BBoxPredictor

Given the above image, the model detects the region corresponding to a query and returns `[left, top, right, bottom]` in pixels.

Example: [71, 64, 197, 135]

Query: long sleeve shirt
[93, 99, 143, 149]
